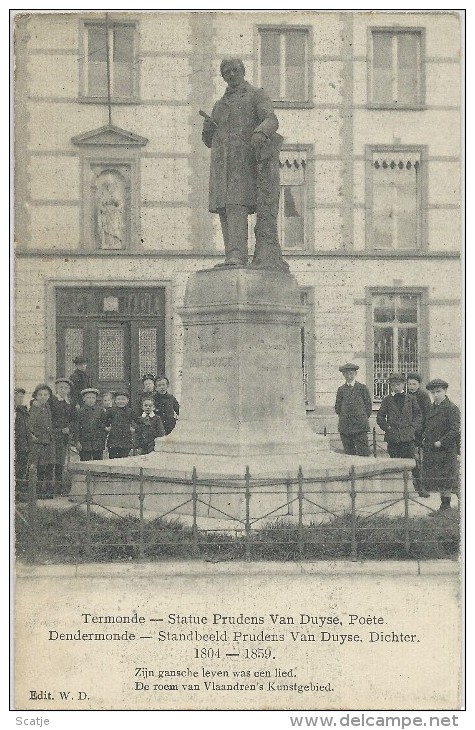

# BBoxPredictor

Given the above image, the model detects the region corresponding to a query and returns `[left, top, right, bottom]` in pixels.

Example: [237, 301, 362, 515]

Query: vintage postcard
[12, 9, 463, 713]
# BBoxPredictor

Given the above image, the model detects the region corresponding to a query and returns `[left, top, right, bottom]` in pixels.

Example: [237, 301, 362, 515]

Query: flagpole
[105, 12, 112, 126]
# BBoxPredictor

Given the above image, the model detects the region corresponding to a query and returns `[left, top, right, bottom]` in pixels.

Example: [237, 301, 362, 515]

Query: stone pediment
[72, 125, 148, 147]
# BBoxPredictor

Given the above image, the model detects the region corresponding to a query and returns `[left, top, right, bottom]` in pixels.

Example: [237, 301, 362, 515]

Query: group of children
[14, 371, 179, 501]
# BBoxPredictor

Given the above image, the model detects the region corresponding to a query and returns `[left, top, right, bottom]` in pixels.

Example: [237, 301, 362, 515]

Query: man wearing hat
[335, 364, 373, 456]
[407, 372, 432, 493]
[76, 388, 106, 461]
[14, 387, 31, 501]
[69, 355, 92, 409]
[376, 373, 424, 492]
[50, 378, 76, 494]
[421, 379, 461, 511]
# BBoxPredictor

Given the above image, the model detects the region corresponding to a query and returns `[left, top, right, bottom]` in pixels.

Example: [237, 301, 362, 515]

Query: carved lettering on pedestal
[189, 355, 233, 368]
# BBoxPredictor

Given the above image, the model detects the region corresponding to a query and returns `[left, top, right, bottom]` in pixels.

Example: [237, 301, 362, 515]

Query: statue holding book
[201, 58, 288, 271]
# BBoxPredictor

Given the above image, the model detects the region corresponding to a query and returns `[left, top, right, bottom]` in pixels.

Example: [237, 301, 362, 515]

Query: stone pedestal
[71, 268, 415, 521]
[160, 267, 328, 462]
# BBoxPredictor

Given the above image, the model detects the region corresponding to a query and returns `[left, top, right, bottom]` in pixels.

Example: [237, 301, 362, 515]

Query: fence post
[138, 467, 145, 560]
[323, 426, 327, 437]
[192, 467, 199, 558]
[350, 466, 357, 561]
[297, 466, 304, 560]
[85, 472, 92, 560]
[245, 466, 251, 562]
[372, 428, 377, 458]
[27, 464, 37, 564]
[403, 468, 411, 555]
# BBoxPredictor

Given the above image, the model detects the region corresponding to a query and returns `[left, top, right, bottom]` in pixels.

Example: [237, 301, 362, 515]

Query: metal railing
[16, 464, 459, 565]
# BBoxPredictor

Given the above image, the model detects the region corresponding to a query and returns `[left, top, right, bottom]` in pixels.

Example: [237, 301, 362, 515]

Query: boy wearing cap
[407, 373, 432, 493]
[14, 387, 31, 501]
[134, 396, 165, 454]
[421, 379, 461, 511]
[69, 356, 92, 409]
[376, 373, 425, 494]
[50, 378, 76, 494]
[102, 391, 135, 459]
[76, 388, 106, 461]
[335, 364, 372, 456]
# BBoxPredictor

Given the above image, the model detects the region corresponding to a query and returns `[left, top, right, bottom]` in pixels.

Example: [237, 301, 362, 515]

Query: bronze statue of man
[202, 58, 288, 270]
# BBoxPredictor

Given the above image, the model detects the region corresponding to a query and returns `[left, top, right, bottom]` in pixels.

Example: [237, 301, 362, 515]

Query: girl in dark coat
[14, 388, 31, 501]
[28, 383, 55, 499]
[102, 391, 135, 459]
[154, 376, 180, 436]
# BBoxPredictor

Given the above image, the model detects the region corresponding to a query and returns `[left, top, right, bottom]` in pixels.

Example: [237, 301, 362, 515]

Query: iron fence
[16, 464, 459, 565]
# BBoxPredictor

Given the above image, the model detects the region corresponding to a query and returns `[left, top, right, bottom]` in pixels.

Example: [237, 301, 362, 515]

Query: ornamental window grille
[279, 152, 307, 249]
[372, 293, 420, 401]
[370, 29, 423, 107]
[98, 328, 125, 381]
[138, 328, 158, 378]
[371, 151, 422, 250]
[84, 23, 137, 100]
[258, 28, 309, 103]
[65, 328, 84, 379]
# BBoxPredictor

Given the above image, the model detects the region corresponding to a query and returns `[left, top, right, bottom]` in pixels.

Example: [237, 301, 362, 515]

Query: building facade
[14, 11, 462, 427]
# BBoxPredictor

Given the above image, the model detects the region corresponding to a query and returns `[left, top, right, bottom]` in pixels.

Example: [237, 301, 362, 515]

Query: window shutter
[372, 32, 393, 104]
[87, 26, 108, 97]
[260, 31, 281, 100]
[285, 31, 306, 101]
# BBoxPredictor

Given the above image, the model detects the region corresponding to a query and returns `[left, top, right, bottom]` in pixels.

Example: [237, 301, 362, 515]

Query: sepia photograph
[12, 8, 463, 713]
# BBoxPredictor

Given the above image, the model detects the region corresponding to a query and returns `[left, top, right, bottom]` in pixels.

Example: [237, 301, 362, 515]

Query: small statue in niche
[95, 170, 125, 250]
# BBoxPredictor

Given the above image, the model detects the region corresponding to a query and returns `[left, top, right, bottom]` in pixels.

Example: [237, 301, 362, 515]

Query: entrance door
[56, 287, 166, 405]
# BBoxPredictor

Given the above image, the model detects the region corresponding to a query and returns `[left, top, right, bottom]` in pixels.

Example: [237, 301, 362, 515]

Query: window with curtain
[279, 151, 307, 250]
[370, 29, 423, 107]
[370, 151, 422, 250]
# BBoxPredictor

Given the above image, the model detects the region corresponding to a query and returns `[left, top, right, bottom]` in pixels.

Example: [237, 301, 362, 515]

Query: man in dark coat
[421, 379, 461, 511]
[69, 355, 92, 409]
[76, 388, 106, 461]
[407, 372, 432, 494]
[14, 387, 31, 501]
[202, 58, 286, 269]
[376, 373, 424, 495]
[376, 373, 422, 459]
[334, 363, 372, 456]
[50, 377, 76, 494]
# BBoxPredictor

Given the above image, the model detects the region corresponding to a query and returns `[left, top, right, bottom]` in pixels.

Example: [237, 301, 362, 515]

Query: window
[258, 27, 310, 105]
[372, 293, 421, 401]
[83, 22, 137, 100]
[368, 150, 423, 250]
[370, 29, 424, 108]
[279, 150, 307, 249]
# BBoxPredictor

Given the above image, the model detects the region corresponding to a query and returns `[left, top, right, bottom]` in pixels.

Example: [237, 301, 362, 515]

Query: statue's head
[220, 58, 246, 88]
